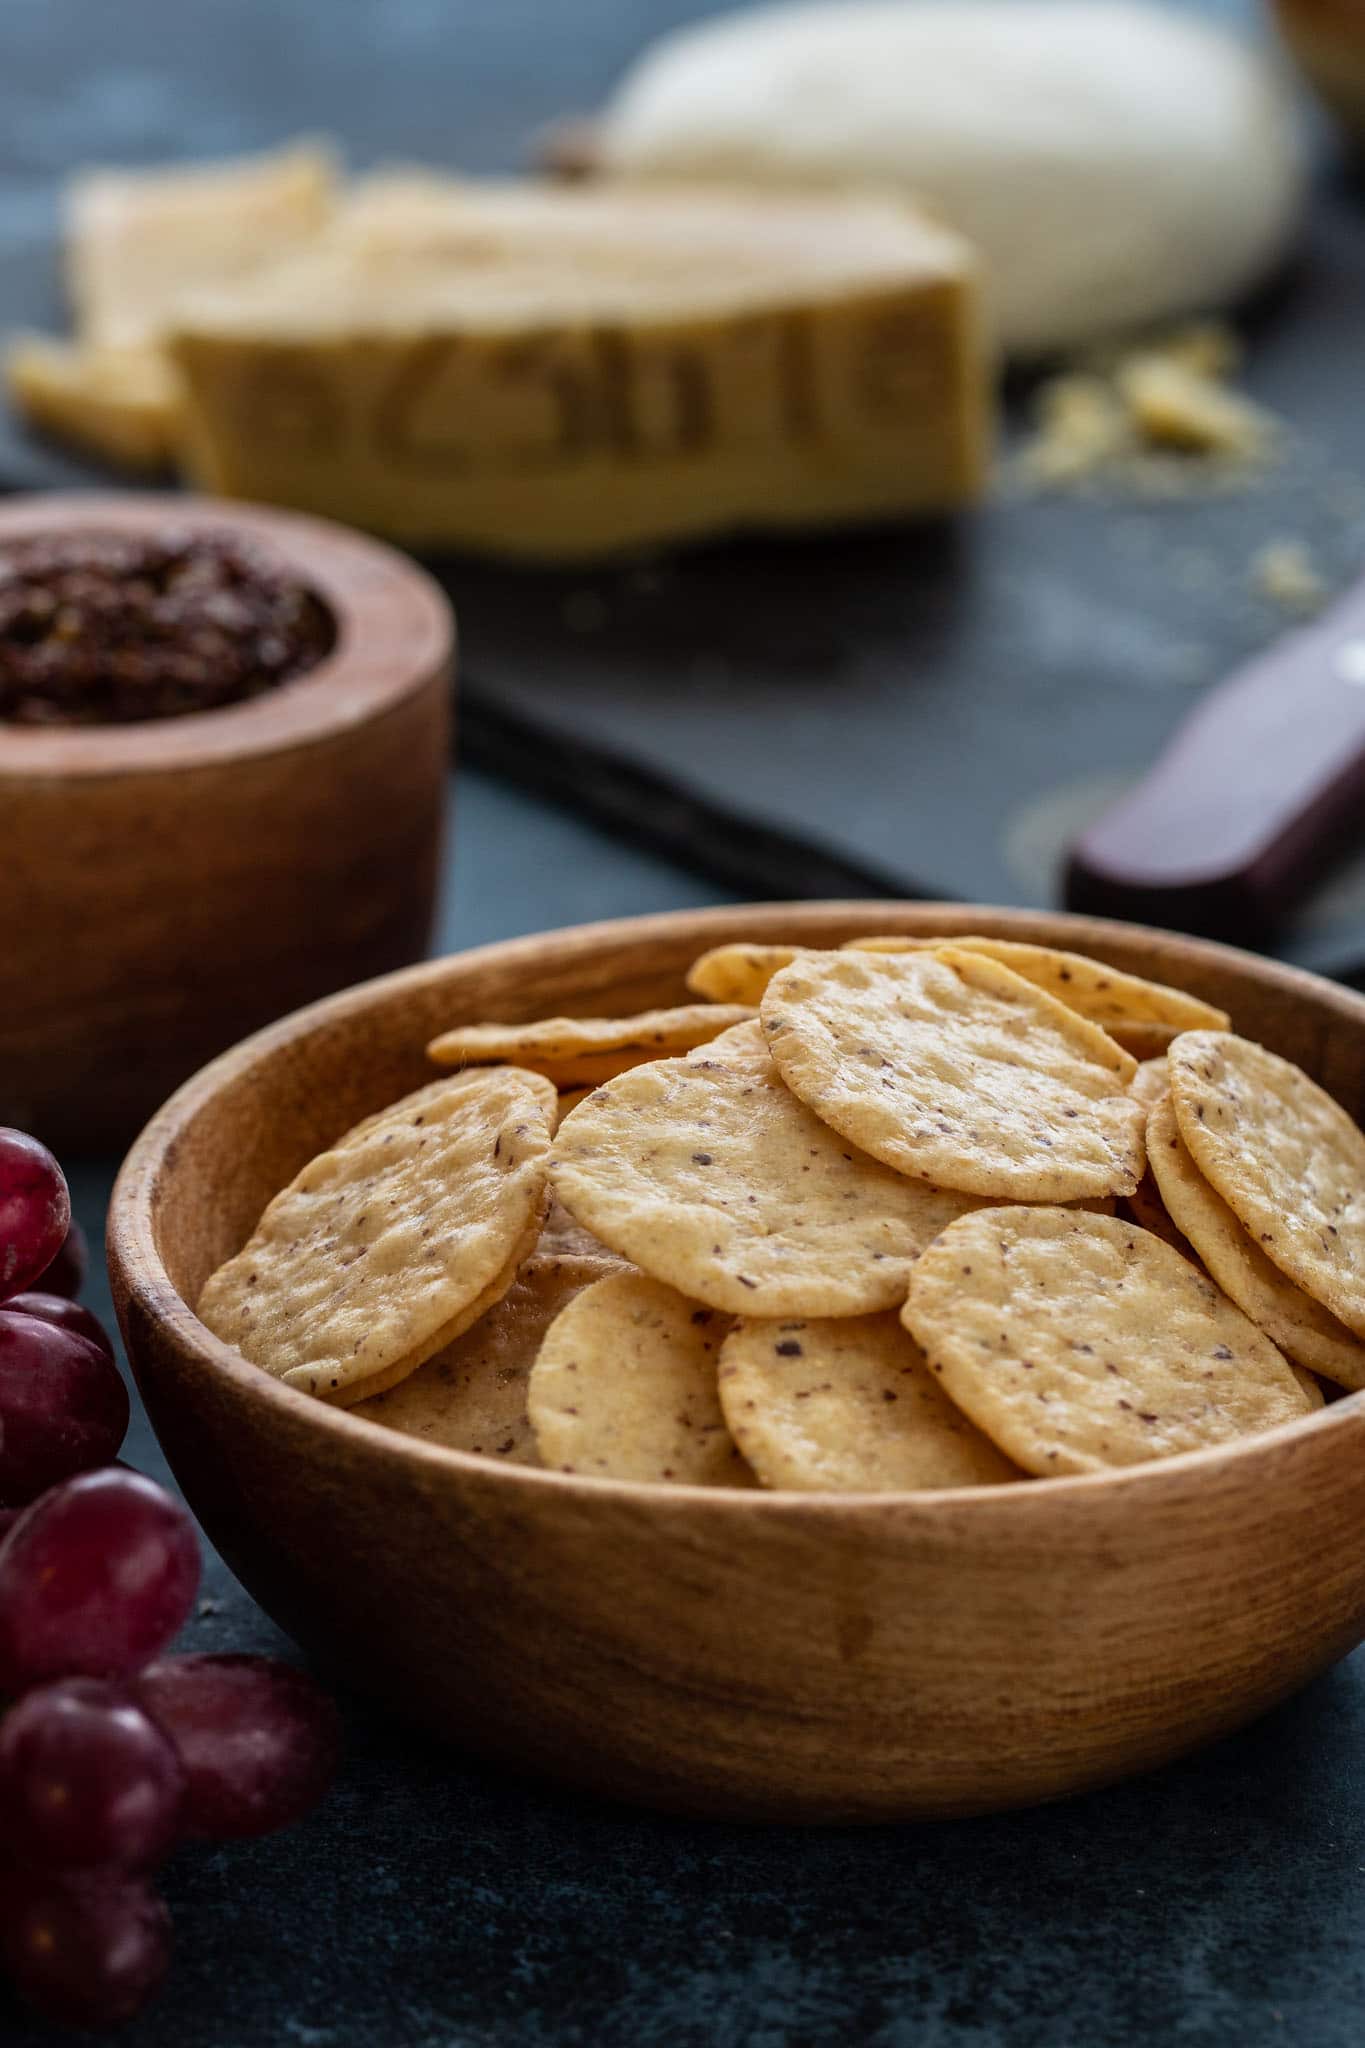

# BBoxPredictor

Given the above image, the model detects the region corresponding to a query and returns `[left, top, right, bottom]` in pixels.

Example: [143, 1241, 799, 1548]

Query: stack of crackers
[198, 934, 1365, 1490]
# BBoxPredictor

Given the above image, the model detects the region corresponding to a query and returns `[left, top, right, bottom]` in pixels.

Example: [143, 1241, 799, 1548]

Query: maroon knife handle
[1065, 575, 1365, 940]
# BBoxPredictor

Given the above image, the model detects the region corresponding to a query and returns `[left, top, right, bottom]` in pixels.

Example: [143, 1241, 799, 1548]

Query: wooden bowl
[107, 903, 1365, 1822]
[0, 493, 453, 1152]
[1272, 0, 1365, 150]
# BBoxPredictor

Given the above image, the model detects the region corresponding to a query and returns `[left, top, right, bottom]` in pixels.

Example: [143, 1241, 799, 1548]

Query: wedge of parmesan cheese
[167, 177, 989, 559]
[67, 140, 338, 351]
[5, 336, 180, 470]
[8, 142, 338, 471]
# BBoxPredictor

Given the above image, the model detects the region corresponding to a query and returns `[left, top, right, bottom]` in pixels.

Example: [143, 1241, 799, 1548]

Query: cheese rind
[168, 180, 989, 559]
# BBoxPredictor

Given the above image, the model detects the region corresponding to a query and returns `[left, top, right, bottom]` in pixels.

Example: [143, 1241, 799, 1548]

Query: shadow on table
[17, 1646, 1344, 2048]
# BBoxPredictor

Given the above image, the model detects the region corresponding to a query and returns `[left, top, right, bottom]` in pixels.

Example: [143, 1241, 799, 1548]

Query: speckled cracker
[1148, 1092, 1365, 1389]
[847, 936, 1228, 1046]
[717, 1313, 1019, 1492]
[427, 1004, 753, 1084]
[761, 948, 1144, 1202]
[528, 1269, 751, 1484]
[1129, 1059, 1171, 1111]
[537, 1193, 629, 1270]
[337, 1075, 505, 1148]
[548, 1020, 983, 1316]
[352, 1253, 607, 1462]
[1170, 1031, 1365, 1340]
[902, 1206, 1312, 1475]
[685, 943, 806, 1006]
[198, 1067, 555, 1404]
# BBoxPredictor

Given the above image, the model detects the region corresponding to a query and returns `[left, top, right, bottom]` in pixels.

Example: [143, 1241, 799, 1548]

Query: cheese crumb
[1115, 356, 1272, 459]
[1019, 375, 1132, 485]
[1015, 320, 1278, 496]
[1250, 539, 1326, 613]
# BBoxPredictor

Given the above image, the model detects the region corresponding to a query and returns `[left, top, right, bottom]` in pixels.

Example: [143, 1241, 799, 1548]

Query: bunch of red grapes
[0, 1128, 342, 2029]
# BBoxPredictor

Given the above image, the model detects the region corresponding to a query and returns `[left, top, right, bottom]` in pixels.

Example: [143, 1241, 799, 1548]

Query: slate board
[3, 0, 1365, 980]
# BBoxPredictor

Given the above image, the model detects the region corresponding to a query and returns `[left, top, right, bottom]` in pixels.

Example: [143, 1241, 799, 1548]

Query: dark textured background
[6, 3, 1365, 2042]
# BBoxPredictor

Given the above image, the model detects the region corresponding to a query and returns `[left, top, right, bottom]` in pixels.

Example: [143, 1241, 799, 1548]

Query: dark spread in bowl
[0, 527, 336, 725]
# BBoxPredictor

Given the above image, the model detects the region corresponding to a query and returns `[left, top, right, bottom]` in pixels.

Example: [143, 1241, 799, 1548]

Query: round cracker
[338, 1074, 525, 1149]
[427, 1003, 753, 1082]
[761, 948, 1144, 1202]
[1169, 1031, 1365, 1340]
[718, 1313, 1019, 1492]
[1147, 1092, 1365, 1390]
[902, 1207, 1313, 1477]
[528, 1269, 751, 1485]
[1128, 1058, 1171, 1112]
[845, 936, 1228, 1038]
[353, 1253, 608, 1462]
[198, 1067, 555, 1404]
[548, 1020, 983, 1317]
[685, 943, 807, 1006]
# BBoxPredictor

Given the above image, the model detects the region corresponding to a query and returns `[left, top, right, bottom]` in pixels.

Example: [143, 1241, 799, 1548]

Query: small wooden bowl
[107, 903, 1365, 1822]
[0, 493, 453, 1151]
[1272, 0, 1365, 150]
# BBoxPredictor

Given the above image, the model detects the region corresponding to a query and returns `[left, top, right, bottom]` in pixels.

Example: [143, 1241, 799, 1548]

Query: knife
[1065, 571, 1365, 941]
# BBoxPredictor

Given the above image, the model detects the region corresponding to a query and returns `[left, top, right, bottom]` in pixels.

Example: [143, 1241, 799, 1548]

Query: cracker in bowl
[547, 1020, 983, 1318]
[902, 1206, 1315, 1476]
[760, 947, 1144, 1202]
[198, 1066, 555, 1404]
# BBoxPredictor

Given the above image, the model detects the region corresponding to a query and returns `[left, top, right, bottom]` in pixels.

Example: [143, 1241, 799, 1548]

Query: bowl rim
[0, 492, 454, 777]
[108, 899, 1365, 1517]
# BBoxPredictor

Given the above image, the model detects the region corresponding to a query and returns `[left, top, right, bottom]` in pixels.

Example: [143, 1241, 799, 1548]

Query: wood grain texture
[108, 903, 1365, 1820]
[1272, 0, 1365, 149]
[0, 494, 454, 1148]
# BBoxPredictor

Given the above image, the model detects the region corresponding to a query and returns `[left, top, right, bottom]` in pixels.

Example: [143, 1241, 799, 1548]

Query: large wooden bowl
[108, 903, 1365, 1822]
[0, 493, 453, 1151]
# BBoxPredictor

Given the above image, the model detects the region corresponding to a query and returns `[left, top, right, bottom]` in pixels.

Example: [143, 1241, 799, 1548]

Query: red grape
[0, 1678, 184, 1871]
[6, 1289, 113, 1359]
[35, 1215, 89, 1301]
[0, 1866, 172, 2027]
[0, 1469, 200, 1691]
[0, 1508, 17, 1542]
[136, 1654, 342, 1839]
[0, 1129, 70, 1302]
[0, 1308, 129, 1505]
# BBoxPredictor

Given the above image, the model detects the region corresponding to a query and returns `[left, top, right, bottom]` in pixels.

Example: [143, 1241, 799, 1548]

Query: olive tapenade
[0, 528, 335, 725]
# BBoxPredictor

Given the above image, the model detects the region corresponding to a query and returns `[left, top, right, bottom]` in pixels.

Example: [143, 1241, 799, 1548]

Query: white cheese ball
[595, 0, 1305, 356]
